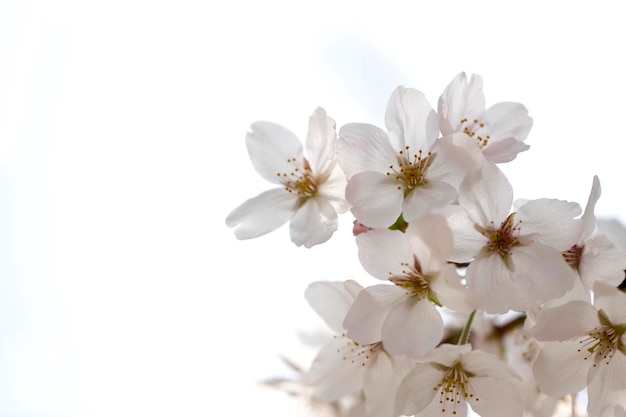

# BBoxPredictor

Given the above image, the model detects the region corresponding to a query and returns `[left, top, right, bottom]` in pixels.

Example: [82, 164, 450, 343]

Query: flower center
[562, 244, 583, 271]
[276, 157, 318, 202]
[478, 213, 522, 269]
[578, 310, 626, 367]
[388, 257, 436, 303]
[333, 335, 383, 367]
[433, 362, 478, 415]
[386, 146, 436, 196]
[460, 117, 490, 148]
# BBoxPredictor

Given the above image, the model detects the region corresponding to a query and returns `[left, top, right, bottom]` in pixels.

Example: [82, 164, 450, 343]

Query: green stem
[458, 309, 476, 345]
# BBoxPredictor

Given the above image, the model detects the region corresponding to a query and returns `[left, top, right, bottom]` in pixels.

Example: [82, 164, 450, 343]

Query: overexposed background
[1, 1, 625, 416]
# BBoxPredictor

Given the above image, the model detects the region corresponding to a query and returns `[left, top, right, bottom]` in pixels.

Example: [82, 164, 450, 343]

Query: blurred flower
[303, 280, 414, 417]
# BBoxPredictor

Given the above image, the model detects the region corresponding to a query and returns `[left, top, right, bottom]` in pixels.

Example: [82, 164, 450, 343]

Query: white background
[1, 1, 625, 416]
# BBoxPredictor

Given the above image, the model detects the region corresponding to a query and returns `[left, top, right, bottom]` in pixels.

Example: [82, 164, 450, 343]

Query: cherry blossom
[226, 107, 348, 247]
[337, 87, 474, 229]
[438, 72, 533, 163]
[227, 72, 626, 416]
[530, 282, 626, 417]
[303, 280, 414, 417]
[446, 163, 580, 313]
[343, 215, 479, 358]
[395, 343, 522, 417]
[559, 175, 626, 295]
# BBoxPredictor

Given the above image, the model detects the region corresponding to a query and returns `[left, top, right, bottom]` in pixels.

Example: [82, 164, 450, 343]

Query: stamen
[388, 256, 432, 300]
[276, 157, 319, 201]
[433, 362, 478, 415]
[333, 334, 382, 367]
[478, 213, 522, 267]
[577, 323, 624, 367]
[562, 244, 583, 271]
[459, 117, 490, 148]
[386, 146, 436, 196]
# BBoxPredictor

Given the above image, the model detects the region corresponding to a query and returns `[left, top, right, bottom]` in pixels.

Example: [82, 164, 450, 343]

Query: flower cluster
[227, 72, 626, 417]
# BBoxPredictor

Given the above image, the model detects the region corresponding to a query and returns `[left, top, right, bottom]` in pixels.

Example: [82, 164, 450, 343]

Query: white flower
[395, 344, 523, 417]
[303, 280, 414, 417]
[337, 86, 474, 228]
[447, 163, 580, 313]
[226, 107, 349, 247]
[502, 326, 577, 417]
[530, 282, 626, 417]
[343, 215, 479, 358]
[260, 356, 362, 417]
[560, 176, 626, 294]
[438, 72, 533, 163]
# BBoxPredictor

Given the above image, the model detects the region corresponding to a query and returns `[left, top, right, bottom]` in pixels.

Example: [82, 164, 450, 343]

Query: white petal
[470, 241, 575, 313]
[517, 198, 583, 251]
[356, 229, 414, 280]
[319, 164, 350, 213]
[305, 281, 357, 333]
[382, 297, 443, 358]
[346, 171, 403, 229]
[480, 101, 533, 161]
[343, 279, 364, 299]
[246, 121, 303, 182]
[444, 204, 486, 262]
[592, 280, 626, 324]
[401, 180, 458, 223]
[428, 134, 482, 189]
[430, 265, 481, 312]
[395, 362, 443, 416]
[532, 341, 589, 397]
[225, 188, 295, 239]
[419, 395, 468, 417]
[420, 343, 472, 366]
[483, 102, 532, 139]
[406, 214, 453, 269]
[465, 253, 525, 313]
[363, 351, 403, 417]
[459, 162, 513, 227]
[462, 349, 520, 380]
[529, 300, 599, 341]
[507, 243, 577, 310]
[580, 234, 626, 289]
[385, 86, 438, 151]
[580, 175, 601, 241]
[290, 196, 338, 248]
[343, 284, 405, 345]
[468, 376, 523, 417]
[543, 276, 592, 308]
[438, 72, 485, 136]
[587, 350, 626, 417]
[597, 217, 626, 253]
[304, 336, 365, 401]
[481, 137, 530, 163]
[337, 123, 397, 177]
[598, 403, 626, 417]
[305, 107, 337, 177]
